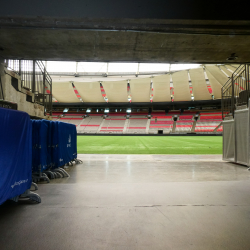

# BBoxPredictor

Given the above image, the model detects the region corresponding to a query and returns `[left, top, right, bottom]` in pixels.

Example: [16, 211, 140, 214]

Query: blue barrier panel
[46, 120, 53, 168]
[0, 108, 32, 205]
[51, 121, 60, 168]
[31, 120, 49, 173]
[31, 120, 77, 171]
[72, 124, 77, 160]
[51, 121, 77, 168]
[58, 122, 77, 166]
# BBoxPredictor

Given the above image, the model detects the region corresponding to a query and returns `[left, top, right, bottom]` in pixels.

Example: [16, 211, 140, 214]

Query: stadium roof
[50, 63, 238, 103]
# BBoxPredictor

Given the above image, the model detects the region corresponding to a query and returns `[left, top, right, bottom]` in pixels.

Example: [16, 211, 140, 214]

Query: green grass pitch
[77, 136, 222, 154]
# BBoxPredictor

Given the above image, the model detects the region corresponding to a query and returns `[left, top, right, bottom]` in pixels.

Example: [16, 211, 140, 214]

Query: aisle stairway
[172, 120, 177, 133]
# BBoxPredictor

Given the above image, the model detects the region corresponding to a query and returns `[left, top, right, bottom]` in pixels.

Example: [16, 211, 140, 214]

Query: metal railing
[0, 71, 4, 100]
[6, 60, 52, 116]
[222, 64, 250, 119]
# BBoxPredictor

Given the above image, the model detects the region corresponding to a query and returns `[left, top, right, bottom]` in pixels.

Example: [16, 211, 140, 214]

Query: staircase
[97, 118, 105, 133]
[213, 122, 222, 133]
[145, 119, 150, 134]
[124, 119, 130, 134]
[191, 120, 197, 133]
[172, 120, 176, 133]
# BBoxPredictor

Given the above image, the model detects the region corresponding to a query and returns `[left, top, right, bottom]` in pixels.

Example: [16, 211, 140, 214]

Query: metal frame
[6, 59, 52, 116]
[222, 64, 250, 119]
[234, 108, 249, 165]
[0, 73, 4, 100]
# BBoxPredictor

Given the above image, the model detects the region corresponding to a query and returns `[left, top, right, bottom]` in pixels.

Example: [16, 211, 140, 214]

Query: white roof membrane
[204, 69, 222, 99]
[152, 75, 171, 102]
[189, 68, 211, 100]
[172, 71, 191, 101]
[102, 81, 128, 102]
[53, 82, 80, 103]
[205, 65, 229, 86]
[74, 82, 105, 102]
[130, 78, 151, 102]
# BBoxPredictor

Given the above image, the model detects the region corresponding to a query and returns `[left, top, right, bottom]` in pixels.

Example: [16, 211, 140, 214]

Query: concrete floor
[1, 154, 250, 250]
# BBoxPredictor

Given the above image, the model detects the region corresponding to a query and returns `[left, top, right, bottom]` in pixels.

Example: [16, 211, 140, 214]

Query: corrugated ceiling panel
[53, 82, 80, 103]
[102, 81, 128, 102]
[74, 82, 105, 102]
[204, 69, 222, 99]
[205, 65, 229, 86]
[189, 68, 211, 100]
[153, 75, 171, 102]
[172, 71, 191, 101]
[130, 78, 151, 102]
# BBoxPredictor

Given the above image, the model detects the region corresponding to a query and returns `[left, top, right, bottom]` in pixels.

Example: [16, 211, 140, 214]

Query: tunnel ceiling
[1, 0, 250, 63]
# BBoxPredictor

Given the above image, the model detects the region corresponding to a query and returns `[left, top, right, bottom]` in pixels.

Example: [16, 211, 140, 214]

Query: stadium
[1, 2, 250, 249]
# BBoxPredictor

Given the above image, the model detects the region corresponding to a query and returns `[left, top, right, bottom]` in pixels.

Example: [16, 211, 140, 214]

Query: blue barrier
[0, 108, 32, 205]
[0, 109, 78, 204]
[32, 120, 77, 180]
[56, 121, 77, 167]
[32, 120, 49, 173]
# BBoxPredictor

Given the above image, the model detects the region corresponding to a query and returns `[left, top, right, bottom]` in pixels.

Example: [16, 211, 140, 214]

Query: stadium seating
[168, 111, 181, 115]
[217, 125, 223, 132]
[129, 112, 148, 118]
[126, 118, 148, 133]
[100, 117, 126, 133]
[78, 115, 103, 134]
[149, 119, 173, 133]
[182, 110, 197, 114]
[151, 111, 166, 116]
[107, 113, 127, 119]
[53, 110, 224, 134]
[179, 115, 194, 120]
[60, 117, 83, 126]
[175, 120, 193, 133]
[195, 112, 223, 133]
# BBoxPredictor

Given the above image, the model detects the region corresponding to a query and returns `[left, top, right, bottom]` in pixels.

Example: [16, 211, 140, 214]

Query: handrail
[222, 64, 250, 119]
[5, 59, 52, 116]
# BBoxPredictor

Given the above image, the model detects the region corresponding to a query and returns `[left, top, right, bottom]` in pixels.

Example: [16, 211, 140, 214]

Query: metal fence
[6, 60, 52, 116]
[0, 70, 4, 100]
[222, 64, 250, 119]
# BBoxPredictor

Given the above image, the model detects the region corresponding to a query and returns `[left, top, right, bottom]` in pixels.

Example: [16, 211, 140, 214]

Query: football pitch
[77, 136, 222, 154]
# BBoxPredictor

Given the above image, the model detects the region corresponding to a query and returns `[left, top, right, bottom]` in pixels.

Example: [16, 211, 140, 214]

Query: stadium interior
[1, 2, 250, 249]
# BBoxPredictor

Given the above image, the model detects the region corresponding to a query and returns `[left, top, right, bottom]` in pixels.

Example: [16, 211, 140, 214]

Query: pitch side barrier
[0, 108, 41, 205]
[32, 120, 82, 183]
[0, 108, 81, 205]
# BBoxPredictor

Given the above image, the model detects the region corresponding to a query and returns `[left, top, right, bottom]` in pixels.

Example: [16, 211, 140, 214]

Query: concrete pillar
[0, 59, 5, 76]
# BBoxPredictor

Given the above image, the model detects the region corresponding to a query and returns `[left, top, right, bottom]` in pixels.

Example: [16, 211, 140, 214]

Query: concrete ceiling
[1, 0, 250, 64]
[0, 17, 250, 63]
